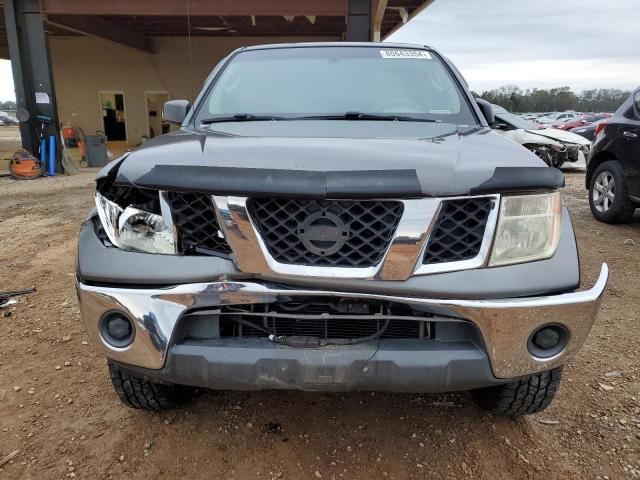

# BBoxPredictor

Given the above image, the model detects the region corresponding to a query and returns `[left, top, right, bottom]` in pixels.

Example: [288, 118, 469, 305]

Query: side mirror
[492, 122, 511, 131]
[162, 100, 190, 125]
[475, 98, 495, 125]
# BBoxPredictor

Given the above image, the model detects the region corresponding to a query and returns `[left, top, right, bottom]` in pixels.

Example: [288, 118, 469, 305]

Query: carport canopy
[1, 0, 435, 59]
[1, 0, 435, 165]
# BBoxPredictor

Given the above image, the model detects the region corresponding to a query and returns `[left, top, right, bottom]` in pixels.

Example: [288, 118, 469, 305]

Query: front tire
[108, 361, 194, 410]
[472, 367, 563, 417]
[588, 160, 635, 223]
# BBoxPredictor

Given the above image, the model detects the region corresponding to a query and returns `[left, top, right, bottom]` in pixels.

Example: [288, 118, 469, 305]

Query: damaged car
[77, 43, 608, 417]
[491, 104, 591, 168]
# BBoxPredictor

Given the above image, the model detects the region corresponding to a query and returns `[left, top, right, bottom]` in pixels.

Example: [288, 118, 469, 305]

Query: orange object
[78, 139, 86, 158]
[62, 127, 75, 139]
[9, 150, 44, 180]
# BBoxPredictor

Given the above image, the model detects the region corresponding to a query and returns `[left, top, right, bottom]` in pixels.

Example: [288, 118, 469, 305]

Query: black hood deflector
[118, 164, 564, 198]
[127, 166, 422, 199]
[470, 167, 564, 194]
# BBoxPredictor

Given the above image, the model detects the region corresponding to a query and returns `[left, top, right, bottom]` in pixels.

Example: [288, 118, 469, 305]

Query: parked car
[521, 113, 539, 121]
[570, 117, 610, 142]
[78, 43, 607, 417]
[586, 88, 640, 223]
[537, 111, 579, 126]
[491, 104, 591, 168]
[0, 112, 19, 125]
[556, 113, 613, 131]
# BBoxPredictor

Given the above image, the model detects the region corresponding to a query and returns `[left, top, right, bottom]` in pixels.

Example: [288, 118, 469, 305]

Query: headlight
[95, 191, 176, 254]
[489, 192, 562, 267]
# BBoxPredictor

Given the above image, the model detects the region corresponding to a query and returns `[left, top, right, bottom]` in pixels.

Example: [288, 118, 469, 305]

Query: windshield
[196, 46, 477, 125]
[493, 105, 539, 130]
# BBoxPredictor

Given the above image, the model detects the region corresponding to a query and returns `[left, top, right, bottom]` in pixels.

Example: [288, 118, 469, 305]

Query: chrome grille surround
[213, 194, 500, 280]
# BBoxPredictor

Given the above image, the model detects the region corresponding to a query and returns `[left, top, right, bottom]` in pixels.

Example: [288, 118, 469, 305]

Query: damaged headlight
[95, 191, 176, 254]
[489, 192, 562, 267]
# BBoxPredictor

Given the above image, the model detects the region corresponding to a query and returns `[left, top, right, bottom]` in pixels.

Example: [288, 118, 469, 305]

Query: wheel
[108, 361, 194, 410]
[471, 367, 563, 417]
[588, 160, 636, 223]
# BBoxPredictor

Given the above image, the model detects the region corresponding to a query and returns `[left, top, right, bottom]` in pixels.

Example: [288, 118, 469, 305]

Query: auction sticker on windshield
[380, 49, 432, 59]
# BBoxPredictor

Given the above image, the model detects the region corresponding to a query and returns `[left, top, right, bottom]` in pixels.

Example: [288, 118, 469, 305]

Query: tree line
[1, 87, 634, 115]
[0, 100, 17, 111]
[474, 85, 632, 113]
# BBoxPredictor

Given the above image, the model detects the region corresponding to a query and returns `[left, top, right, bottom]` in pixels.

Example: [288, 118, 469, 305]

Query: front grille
[247, 199, 403, 267]
[422, 197, 494, 265]
[168, 192, 232, 256]
[218, 302, 431, 340]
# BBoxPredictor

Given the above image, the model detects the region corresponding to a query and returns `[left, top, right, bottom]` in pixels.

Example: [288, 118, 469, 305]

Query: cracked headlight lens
[489, 191, 562, 267]
[95, 192, 176, 254]
[117, 207, 175, 254]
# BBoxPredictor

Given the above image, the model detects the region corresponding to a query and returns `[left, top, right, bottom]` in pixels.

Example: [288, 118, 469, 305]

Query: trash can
[85, 133, 109, 167]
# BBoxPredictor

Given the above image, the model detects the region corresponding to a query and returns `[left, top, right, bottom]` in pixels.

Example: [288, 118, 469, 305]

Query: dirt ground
[0, 171, 639, 480]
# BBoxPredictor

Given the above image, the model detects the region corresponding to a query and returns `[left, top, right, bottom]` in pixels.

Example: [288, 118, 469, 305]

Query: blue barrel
[48, 135, 56, 176]
[40, 138, 47, 169]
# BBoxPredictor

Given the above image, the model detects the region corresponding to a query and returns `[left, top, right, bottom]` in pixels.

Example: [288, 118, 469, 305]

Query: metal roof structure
[1, 0, 435, 58]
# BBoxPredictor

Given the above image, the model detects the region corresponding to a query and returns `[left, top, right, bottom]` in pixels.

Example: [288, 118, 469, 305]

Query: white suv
[537, 112, 579, 126]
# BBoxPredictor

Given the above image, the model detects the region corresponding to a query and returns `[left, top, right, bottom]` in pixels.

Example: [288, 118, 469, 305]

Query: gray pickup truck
[76, 43, 608, 416]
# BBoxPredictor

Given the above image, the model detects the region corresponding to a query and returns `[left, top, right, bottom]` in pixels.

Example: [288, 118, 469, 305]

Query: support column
[4, 0, 60, 167]
[372, 0, 388, 42]
[346, 0, 371, 41]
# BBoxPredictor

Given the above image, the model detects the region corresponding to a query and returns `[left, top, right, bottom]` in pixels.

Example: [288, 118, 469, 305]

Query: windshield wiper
[200, 112, 442, 124]
[290, 112, 441, 122]
[200, 113, 286, 124]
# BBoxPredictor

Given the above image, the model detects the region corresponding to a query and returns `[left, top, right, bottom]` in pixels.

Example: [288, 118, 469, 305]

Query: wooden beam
[382, 0, 436, 40]
[47, 15, 154, 53]
[37, 0, 347, 17]
[372, 0, 388, 41]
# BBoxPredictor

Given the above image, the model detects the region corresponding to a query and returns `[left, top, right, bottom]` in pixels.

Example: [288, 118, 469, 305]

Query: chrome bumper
[76, 263, 608, 379]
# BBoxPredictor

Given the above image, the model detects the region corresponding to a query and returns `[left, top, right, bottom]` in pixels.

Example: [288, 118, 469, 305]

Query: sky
[0, 60, 13, 101]
[387, 0, 640, 93]
[1, 0, 638, 100]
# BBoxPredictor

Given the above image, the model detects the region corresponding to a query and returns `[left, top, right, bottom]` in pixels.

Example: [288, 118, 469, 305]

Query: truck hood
[111, 121, 558, 197]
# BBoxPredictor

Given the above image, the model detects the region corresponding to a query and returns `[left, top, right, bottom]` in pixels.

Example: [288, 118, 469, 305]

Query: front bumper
[77, 263, 608, 388]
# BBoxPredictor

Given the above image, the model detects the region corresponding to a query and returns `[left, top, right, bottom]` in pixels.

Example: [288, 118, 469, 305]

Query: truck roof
[240, 41, 434, 52]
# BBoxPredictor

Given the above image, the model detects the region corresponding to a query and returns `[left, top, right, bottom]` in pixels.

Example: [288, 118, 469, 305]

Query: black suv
[587, 88, 640, 223]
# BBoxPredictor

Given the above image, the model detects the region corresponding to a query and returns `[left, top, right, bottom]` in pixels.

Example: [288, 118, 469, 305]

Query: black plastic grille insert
[168, 192, 232, 256]
[218, 302, 431, 340]
[422, 197, 494, 265]
[247, 198, 404, 267]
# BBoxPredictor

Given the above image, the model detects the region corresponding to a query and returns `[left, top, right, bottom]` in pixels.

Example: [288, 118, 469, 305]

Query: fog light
[100, 312, 135, 348]
[533, 327, 560, 350]
[108, 316, 132, 340]
[528, 324, 568, 359]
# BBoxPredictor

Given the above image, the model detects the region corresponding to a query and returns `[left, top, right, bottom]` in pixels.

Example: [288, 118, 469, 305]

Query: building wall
[49, 35, 338, 146]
